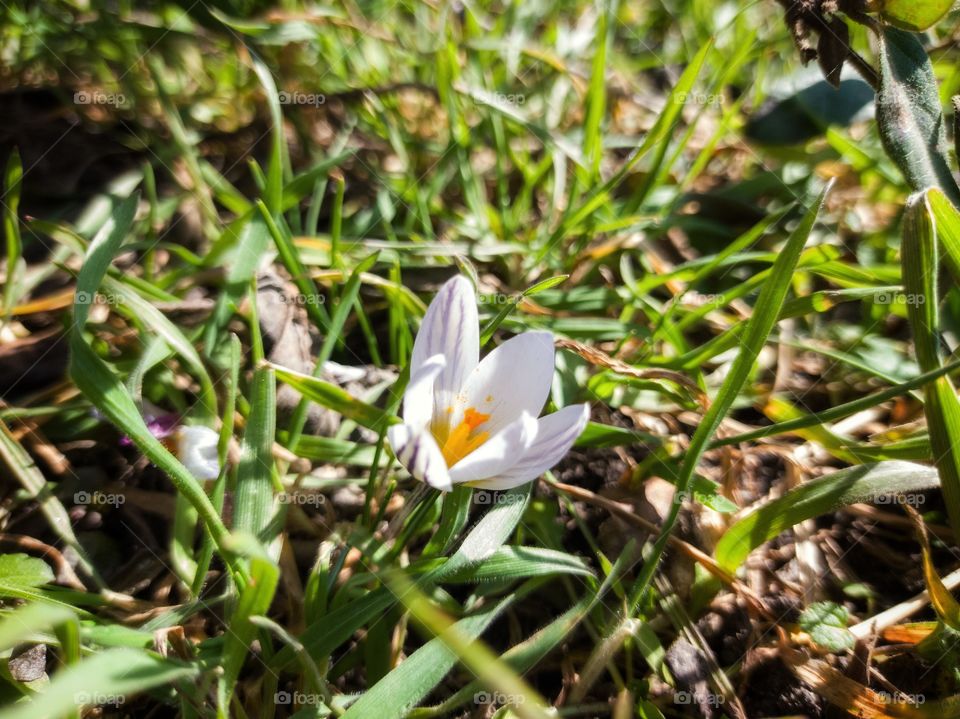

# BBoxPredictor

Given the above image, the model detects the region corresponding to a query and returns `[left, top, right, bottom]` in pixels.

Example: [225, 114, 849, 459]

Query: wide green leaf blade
[715, 461, 940, 572]
[340, 595, 516, 719]
[439, 546, 593, 584]
[0, 602, 75, 652]
[428, 484, 533, 582]
[0, 648, 199, 719]
[876, 28, 960, 203]
[0, 554, 53, 599]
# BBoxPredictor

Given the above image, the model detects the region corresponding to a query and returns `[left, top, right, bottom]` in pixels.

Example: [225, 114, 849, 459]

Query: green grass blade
[203, 215, 272, 358]
[629, 181, 833, 608]
[902, 191, 960, 538]
[69, 192, 246, 585]
[218, 553, 279, 714]
[2, 148, 23, 320]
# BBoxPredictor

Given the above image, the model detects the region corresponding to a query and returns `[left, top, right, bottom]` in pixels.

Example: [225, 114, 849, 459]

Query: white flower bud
[176, 425, 221, 481]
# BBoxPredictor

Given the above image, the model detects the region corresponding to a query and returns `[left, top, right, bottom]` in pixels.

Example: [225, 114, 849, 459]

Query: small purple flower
[118, 412, 179, 446]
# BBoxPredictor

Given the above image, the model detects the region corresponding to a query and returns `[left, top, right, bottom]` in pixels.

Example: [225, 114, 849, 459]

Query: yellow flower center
[436, 406, 490, 467]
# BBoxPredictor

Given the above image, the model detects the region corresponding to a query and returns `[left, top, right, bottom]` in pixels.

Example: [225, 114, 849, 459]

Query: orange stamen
[438, 406, 490, 466]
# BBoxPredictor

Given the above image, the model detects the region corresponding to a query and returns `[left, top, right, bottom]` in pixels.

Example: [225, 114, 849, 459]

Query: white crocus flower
[176, 425, 221, 481]
[388, 276, 589, 492]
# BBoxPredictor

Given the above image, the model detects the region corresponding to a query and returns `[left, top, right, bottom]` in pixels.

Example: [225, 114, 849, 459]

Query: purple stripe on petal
[387, 422, 452, 491]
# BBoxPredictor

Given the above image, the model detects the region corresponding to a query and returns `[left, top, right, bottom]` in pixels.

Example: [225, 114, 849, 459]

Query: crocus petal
[447, 412, 539, 484]
[454, 331, 555, 437]
[387, 422, 453, 491]
[402, 354, 446, 429]
[409, 276, 479, 428]
[468, 404, 589, 490]
[177, 425, 221, 481]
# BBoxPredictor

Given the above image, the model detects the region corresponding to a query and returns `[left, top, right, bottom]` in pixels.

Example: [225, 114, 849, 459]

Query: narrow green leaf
[479, 274, 569, 346]
[925, 187, 960, 284]
[2, 148, 24, 318]
[203, 215, 272, 356]
[249, 52, 285, 214]
[270, 363, 398, 431]
[582, 0, 609, 179]
[711, 357, 960, 448]
[422, 486, 473, 557]
[234, 368, 278, 541]
[218, 554, 280, 711]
